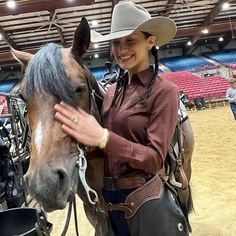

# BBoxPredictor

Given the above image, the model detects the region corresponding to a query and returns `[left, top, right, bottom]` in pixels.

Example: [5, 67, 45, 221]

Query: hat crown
[111, 1, 151, 34]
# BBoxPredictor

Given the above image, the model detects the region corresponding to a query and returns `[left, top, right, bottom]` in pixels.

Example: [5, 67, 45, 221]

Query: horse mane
[23, 43, 77, 106]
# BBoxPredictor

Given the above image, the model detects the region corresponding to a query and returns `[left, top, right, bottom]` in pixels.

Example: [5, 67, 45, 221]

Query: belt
[103, 175, 152, 191]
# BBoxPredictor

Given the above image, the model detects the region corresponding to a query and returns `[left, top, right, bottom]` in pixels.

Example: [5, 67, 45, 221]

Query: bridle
[60, 68, 105, 236]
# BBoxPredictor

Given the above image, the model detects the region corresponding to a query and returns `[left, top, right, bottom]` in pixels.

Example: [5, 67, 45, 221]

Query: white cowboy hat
[91, 1, 177, 47]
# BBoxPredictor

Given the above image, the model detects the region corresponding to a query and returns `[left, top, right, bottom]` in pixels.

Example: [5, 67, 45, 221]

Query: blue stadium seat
[161, 55, 216, 72]
[0, 80, 19, 93]
[202, 49, 236, 65]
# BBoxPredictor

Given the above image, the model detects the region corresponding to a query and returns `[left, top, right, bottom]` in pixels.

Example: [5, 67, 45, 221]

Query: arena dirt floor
[47, 105, 236, 236]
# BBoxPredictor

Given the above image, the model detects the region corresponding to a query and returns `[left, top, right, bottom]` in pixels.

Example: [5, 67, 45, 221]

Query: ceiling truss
[0, 0, 235, 64]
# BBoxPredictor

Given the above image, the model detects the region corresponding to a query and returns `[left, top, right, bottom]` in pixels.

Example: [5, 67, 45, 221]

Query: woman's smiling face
[111, 32, 156, 74]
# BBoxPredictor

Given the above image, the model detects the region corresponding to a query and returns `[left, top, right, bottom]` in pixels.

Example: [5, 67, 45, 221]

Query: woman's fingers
[60, 101, 76, 113]
[55, 111, 77, 128]
[54, 101, 104, 147]
[54, 103, 73, 120]
[61, 124, 82, 141]
[77, 107, 89, 117]
[55, 102, 89, 120]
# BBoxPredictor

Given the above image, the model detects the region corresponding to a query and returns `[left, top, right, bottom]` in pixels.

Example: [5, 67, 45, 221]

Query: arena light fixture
[222, 2, 230, 10]
[7, 0, 16, 9]
[93, 43, 99, 49]
[92, 20, 98, 26]
[156, 46, 159, 49]
[187, 41, 192, 46]
[0, 33, 2, 40]
[202, 29, 209, 34]
[219, 37, 224, 42]
[94, 54, 99, 58]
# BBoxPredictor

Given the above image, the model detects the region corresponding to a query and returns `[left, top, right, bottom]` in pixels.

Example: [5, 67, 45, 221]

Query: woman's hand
[54, 102, 104, 147]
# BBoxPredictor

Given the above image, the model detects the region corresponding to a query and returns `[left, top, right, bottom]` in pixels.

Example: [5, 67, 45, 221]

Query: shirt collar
[123, 66, 155, 87]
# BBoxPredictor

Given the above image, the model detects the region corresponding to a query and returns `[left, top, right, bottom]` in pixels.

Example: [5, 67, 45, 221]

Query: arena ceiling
[0, 0, 236, 66]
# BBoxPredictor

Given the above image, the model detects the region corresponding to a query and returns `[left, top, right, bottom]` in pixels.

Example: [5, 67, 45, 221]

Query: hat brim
[91, 16, 176, 47]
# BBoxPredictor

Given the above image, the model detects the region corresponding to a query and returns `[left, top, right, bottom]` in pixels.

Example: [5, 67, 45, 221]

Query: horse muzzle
[24, 155, 79, 212]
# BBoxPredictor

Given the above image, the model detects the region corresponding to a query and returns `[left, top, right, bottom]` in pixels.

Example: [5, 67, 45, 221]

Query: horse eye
[74, 85, 86, 93]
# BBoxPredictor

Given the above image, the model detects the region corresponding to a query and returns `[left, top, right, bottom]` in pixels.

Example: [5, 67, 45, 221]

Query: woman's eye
[112, 41, 119, 47]
[127, 39, 134, 42]
[127, 39, 135, 44]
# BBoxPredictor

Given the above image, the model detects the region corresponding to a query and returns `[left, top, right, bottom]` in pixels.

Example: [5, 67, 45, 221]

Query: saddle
[164, 119, 189, 191]
[162, 102, 189, 192]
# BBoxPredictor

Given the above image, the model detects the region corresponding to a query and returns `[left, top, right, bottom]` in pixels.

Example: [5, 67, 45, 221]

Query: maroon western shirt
[101, 67, 179, 177]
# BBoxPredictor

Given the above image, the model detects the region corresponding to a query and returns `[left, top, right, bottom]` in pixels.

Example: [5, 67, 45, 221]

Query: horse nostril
[57, 169, 65, 181]
[56, 169, 68, 193]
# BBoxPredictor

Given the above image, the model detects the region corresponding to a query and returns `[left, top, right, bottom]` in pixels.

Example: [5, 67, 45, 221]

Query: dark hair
[111, 32, 159, 106]
[143, 32, 159, 75]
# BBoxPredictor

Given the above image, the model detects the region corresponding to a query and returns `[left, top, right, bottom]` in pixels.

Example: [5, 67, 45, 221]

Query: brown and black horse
[11, 18, 194, 235]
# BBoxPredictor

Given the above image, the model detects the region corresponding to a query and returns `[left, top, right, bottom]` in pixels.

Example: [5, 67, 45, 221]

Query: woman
[54, 1, 189, 235]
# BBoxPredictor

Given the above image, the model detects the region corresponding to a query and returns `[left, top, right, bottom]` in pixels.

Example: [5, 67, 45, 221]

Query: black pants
[103, 186, 189, 236]
[230, 103, 236, 120]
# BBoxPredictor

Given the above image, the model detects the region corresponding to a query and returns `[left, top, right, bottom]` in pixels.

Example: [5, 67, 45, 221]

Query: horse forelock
[23, 43, 80, 106]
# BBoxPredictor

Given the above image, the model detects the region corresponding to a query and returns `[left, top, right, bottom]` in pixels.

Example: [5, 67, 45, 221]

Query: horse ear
[71, 17, 90, 59]
[10, 47, 33, 68]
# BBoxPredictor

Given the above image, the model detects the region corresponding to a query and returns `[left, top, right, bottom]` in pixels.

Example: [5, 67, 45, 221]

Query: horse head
[11, 18, 96, 212]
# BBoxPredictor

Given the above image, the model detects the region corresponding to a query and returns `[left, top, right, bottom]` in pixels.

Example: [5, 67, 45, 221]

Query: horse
[11, 18, 106, 235]
[11, 17, 194, 235]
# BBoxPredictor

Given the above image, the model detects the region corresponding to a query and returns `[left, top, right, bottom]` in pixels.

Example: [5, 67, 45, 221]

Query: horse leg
[177, 119, 194, 232]
[182, 119, 194, 181]
[83, 202, 108, 236]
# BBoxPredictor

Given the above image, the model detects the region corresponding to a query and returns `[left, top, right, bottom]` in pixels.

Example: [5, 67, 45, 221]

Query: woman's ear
[148, 36, 156, 50]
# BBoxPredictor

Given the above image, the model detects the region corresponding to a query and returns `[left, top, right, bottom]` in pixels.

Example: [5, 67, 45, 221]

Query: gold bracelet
[98, 128, 109, 149]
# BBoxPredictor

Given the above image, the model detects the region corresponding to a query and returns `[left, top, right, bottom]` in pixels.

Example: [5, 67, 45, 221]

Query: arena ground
[48, 105, 236, 236]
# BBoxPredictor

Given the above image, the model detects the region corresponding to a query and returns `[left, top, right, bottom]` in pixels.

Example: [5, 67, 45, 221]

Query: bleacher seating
[161, 71, 229, 99]
[160, 55, 216, 72]
[202, 49, 236, 68]
[90, 66, 108, 81]
[0, 79, 19, 93]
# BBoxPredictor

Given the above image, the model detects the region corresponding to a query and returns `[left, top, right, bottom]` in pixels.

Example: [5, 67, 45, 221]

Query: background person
[54, 1, 189, 236]
[226, 77, 236, 120]
[180, 91, 189, 105]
